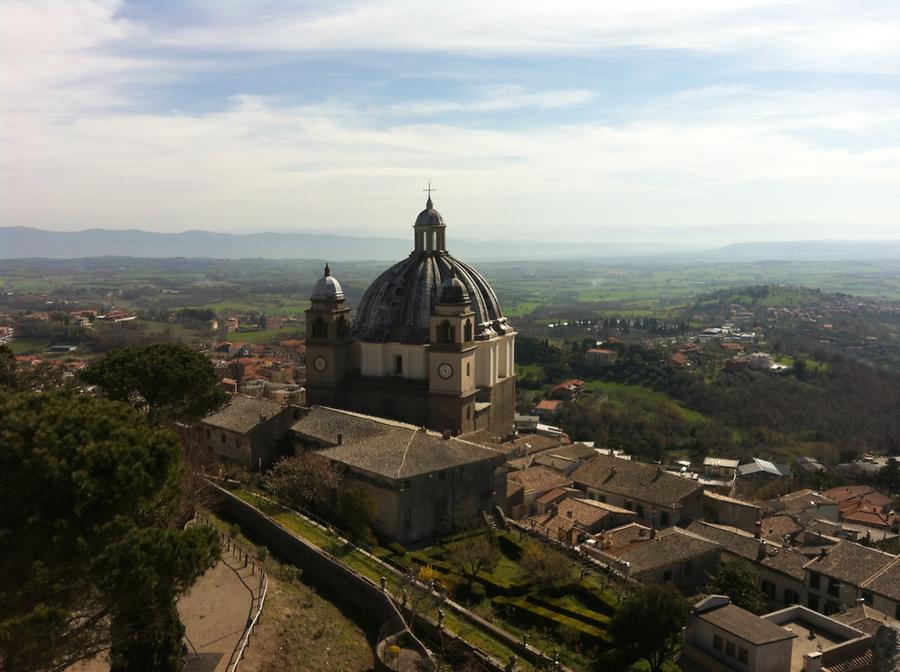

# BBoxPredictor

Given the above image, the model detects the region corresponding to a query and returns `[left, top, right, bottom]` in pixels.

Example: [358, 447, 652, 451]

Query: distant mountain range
[1, 226, 898, 262]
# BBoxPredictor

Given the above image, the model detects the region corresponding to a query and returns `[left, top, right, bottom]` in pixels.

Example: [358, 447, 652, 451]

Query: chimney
[754, 520, 762, 540]
[757, 539, 767, 560]
[566, 509, 573, 519]
[820, 547, 828, 558]
[336, 433, 343, 445]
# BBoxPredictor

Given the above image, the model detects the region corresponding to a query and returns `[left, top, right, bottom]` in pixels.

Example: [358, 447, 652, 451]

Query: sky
[2, 1, 900, 246]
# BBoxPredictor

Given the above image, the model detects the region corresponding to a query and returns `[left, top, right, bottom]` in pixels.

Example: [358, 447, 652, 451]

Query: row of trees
[0, 343, 228, 671]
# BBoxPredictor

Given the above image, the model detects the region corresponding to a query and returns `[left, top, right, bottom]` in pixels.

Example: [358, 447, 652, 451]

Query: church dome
[353, 197, 509, 344]
[311, 263, 344, 301]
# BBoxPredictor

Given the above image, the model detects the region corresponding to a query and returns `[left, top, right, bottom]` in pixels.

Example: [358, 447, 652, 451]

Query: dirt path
[180, 548, 257, 672]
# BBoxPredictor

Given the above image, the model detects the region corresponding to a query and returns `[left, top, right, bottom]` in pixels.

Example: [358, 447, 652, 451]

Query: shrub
[491, 596, 611, 646]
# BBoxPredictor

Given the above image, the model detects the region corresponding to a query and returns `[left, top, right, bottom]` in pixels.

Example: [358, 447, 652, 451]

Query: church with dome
[304, 194, 517, 437]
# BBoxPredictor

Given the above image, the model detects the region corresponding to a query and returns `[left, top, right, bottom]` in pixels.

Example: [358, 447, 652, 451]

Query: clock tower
[428, 275, 478, 433]
[305, 264, 352, 407]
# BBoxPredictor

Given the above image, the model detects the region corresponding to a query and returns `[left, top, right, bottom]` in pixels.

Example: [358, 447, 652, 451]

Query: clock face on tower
[438, 363, 453, 379]
[313, 356, 327, 372]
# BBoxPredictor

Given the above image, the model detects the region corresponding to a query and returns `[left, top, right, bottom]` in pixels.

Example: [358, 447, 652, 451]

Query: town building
[304, 196, 516, 437]
[570, 453, 705, 528]
[686, 520, 810, 612]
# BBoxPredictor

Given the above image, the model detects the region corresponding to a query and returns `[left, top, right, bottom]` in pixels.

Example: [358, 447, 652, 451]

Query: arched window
[466, 362, 471, 377]
[336, 315, 347, 338]
[437, 320, 454, 344]
[312, 316, 327, 339]
[463, 320, 473, 342]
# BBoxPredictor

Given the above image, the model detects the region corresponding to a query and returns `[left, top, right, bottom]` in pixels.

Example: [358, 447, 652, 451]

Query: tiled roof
[202, 395, 286, 434]
[776, 489, 837, 513]
[571, 453, 702, 509]
[507, 466, 573, 495]
[534, 399, 563, 411]
[823, 485, 877, 504]
[697, 603, 796, 646]
[760, 514, 803, 541]
[686, 520, 808, 581]
[526, 497, 625, 538]
[599, 522, 653, 547]
[859, 556, 900, 601]
[610, 528, 719, 575]
[834, 604, 900, 635]
[319, 423, 503, 481]
[292, 406, 406, 446]
[803, 540, 896, 588]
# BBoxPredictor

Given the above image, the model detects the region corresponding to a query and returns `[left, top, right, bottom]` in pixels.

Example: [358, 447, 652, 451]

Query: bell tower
[305, 264, 352, 406]
[428, 275, 478, 434]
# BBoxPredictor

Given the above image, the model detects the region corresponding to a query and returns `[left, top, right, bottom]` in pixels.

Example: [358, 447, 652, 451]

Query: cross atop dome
[423, 182, 436, 209]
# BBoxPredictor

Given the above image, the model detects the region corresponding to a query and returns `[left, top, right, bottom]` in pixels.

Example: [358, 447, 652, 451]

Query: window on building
[725, 641, 735, 658]
[712, 635, 722, 651]
[636, 504, 645, 518]
[598, 494, 607, 503]
[762, 580, 776, 599]
[825, 601, 839, 616]
[464, 320, 473, 342]
[685, 560, 693, 575]
[809, 571, 821, 590]
[827, 578, 841, 598]
[336, 315, 347, 337]
[862, 591, 873, 606]
[785, 589, 800, 604]
[895, 604, 900, 620]
[808, 595, 820, 611]
[663, 570, 672, 582]
[437, 320, 453, 344]
[403, 507, 412, 528]
[466, 362, 471, 377]
[660, 511, 670, 527]
[393, 355, 403, 375]
[312, 316, 327, 338]
[737, 647, 748, 664]
[221, 433, 226, 443]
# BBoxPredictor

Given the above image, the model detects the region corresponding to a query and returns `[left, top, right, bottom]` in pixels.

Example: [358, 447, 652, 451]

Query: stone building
[199, 395, 299, 469]
[304, 196, 516, 436]
[294, 406, 507, 544]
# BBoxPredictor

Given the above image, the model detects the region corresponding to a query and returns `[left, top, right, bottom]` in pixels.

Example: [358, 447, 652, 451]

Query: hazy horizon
[3, 1, 900, 244]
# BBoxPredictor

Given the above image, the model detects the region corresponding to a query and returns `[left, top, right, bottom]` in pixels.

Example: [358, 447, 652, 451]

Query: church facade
[305, 195, 516, 436]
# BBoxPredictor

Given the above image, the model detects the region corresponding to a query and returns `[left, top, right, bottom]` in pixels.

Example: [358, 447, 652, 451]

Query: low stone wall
[213, 485, 523, 671]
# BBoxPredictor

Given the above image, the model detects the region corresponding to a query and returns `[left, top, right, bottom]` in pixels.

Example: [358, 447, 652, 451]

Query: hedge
[492, 596, 612, 646]
[526, 595, 611, 630]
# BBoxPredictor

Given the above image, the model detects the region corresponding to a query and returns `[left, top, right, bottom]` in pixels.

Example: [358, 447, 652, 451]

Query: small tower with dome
[305, 263, 352, 406]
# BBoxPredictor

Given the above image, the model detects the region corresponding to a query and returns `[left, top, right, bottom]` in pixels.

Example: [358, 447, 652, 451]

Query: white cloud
[160, 1, 900, 72]
[2, 1, 900, 244]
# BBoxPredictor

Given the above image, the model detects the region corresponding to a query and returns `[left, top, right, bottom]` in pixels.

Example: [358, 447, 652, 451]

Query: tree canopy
[608, 584, 690, 672]
[79, 342, 226, 425]
[705, 559, 767, 615]
[266, 452, 342, 513]
[0, 389, 219, 671]
[518, 542, 574, 593]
